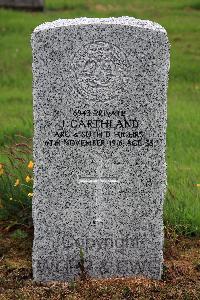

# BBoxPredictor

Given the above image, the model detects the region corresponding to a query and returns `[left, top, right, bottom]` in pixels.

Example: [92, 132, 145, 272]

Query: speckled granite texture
[31, 17, 170, 281]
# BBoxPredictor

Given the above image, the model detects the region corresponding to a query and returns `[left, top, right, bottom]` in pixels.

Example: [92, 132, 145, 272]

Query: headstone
[31, 17, 170, 281]
[0, 0, 44, 11]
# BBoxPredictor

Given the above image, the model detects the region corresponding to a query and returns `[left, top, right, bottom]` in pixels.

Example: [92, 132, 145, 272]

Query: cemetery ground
[0, 226, 200, 299]
[0, 0, 199, 298]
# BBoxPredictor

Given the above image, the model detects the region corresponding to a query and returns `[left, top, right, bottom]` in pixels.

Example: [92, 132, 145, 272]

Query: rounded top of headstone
[32, 17, 167, 34]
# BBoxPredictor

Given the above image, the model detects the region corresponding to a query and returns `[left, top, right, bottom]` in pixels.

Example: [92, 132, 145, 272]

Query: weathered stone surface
[0, 0, 44, 11]
[31, 17, 170, 281]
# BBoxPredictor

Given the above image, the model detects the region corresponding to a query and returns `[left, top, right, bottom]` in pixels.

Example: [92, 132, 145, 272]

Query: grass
[0, 0, 200, 235]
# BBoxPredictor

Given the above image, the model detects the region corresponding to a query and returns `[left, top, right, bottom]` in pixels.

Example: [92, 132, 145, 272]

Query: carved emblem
[70, 41, 130, 102]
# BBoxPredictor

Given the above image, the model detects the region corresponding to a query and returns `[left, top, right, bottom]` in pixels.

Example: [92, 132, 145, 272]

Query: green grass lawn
[0, 0, 199, 235]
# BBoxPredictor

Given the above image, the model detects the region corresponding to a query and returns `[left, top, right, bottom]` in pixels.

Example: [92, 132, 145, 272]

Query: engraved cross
[78, 158, 119, 225]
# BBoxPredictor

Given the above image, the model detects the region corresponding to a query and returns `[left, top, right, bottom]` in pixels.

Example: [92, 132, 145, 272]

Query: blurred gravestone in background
[0, 0, 44, 11]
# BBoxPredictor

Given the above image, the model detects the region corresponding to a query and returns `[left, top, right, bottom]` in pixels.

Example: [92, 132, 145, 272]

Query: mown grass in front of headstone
[0, 0, 199, 236]
[165, 84, 200, 236]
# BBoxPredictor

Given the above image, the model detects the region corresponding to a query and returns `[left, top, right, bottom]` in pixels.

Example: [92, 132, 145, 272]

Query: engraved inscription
[44, 109, 156, 149]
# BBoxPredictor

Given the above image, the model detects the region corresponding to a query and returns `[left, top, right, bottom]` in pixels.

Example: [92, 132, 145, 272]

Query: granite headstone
[31, 17, 170, 281]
